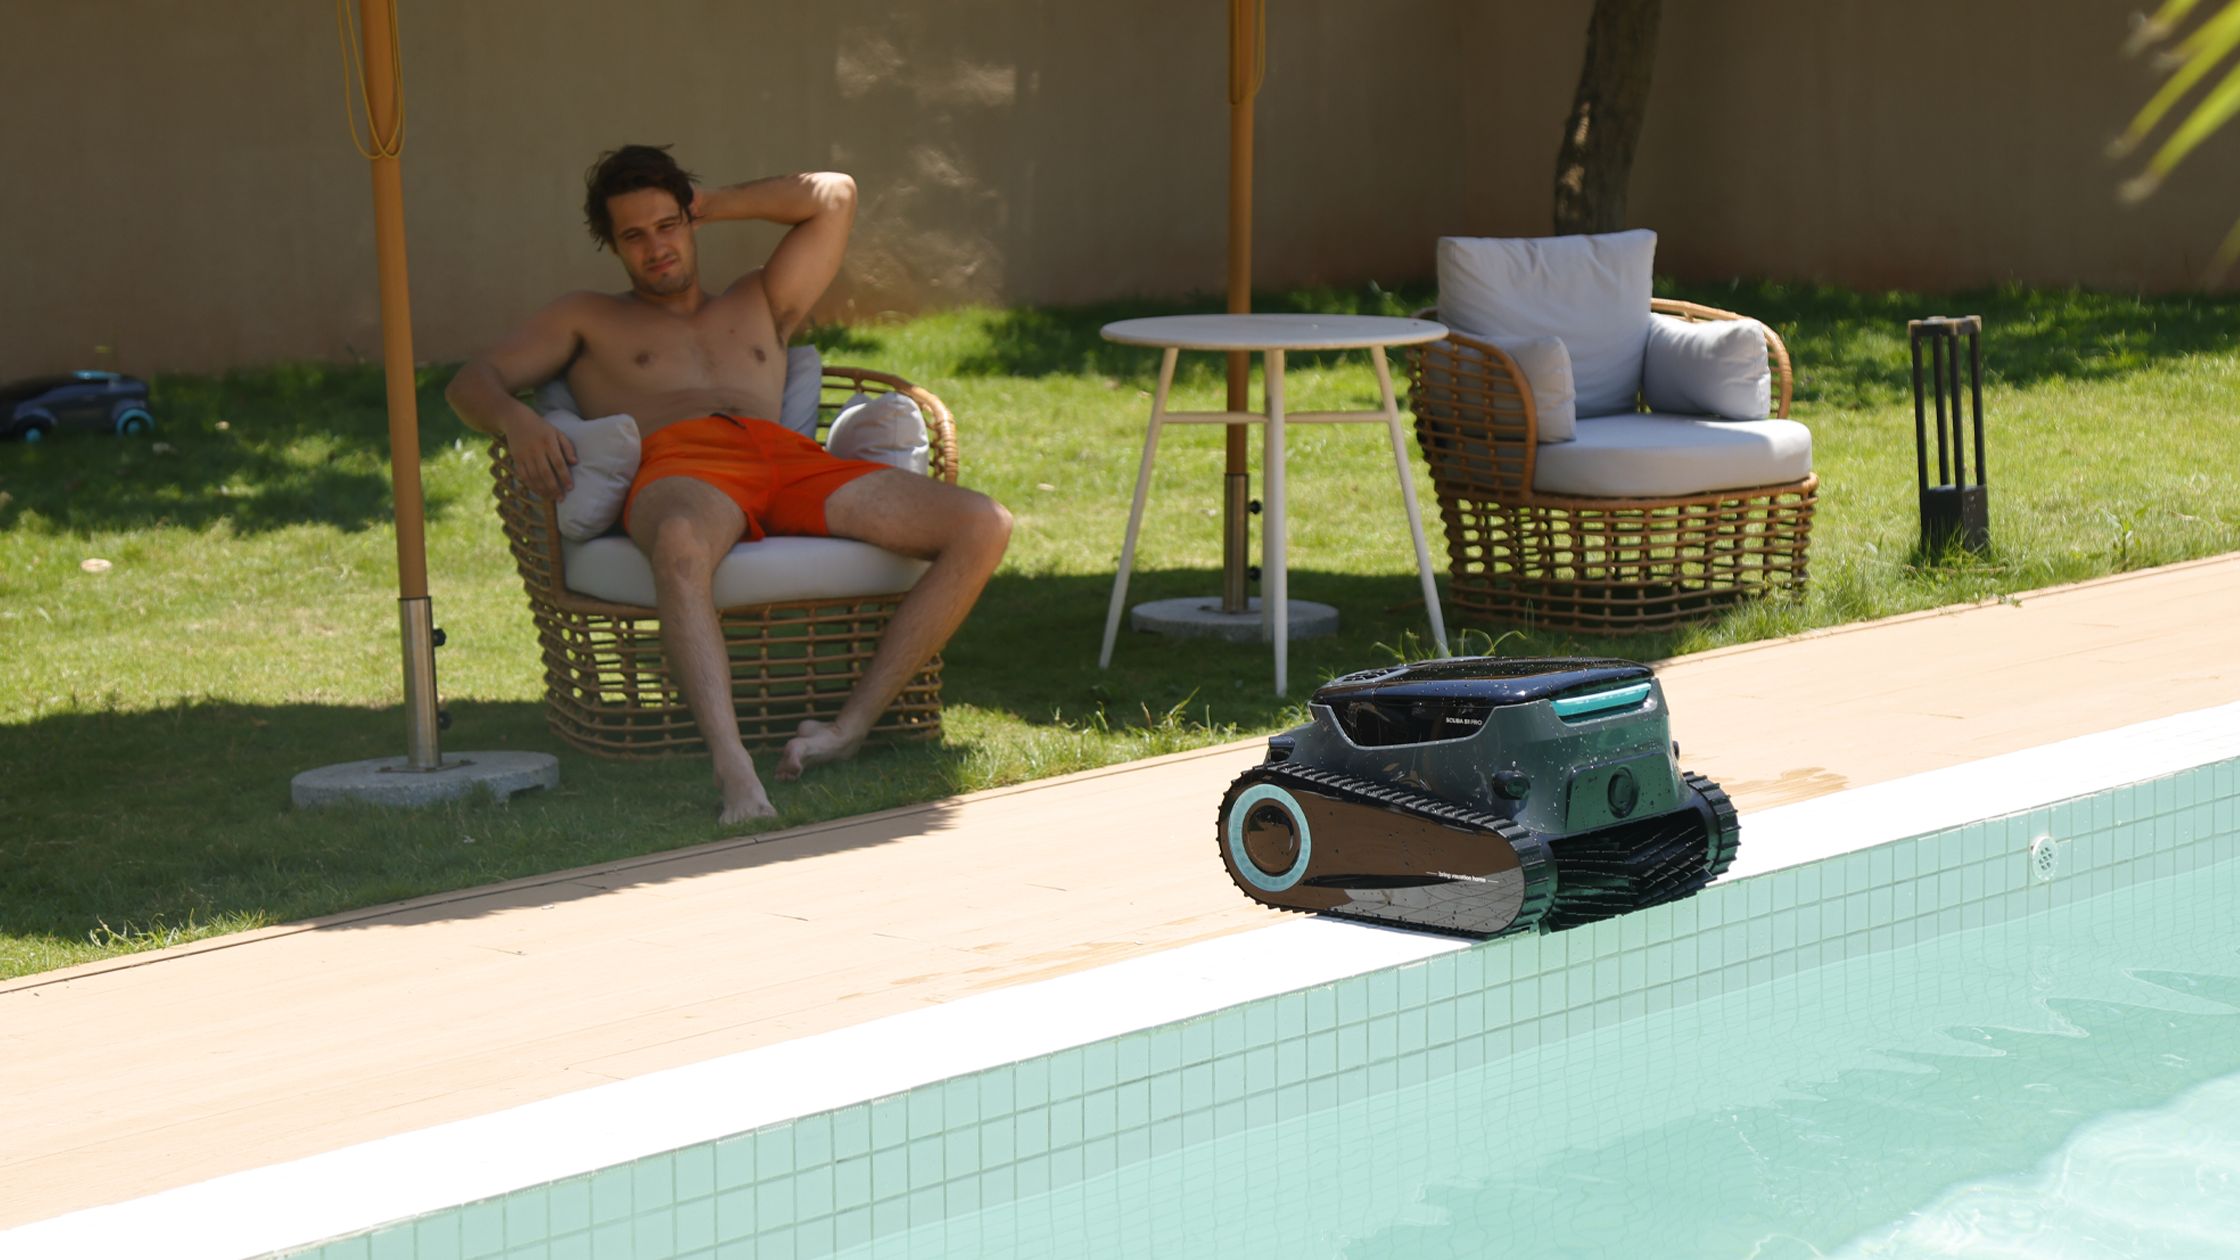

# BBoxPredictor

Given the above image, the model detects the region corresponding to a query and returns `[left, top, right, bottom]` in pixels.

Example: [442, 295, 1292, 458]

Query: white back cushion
[778, 344, 823, 436]
[1641, 313, 1772, 420]
[1437, 230, 1657, 418]
[825, 391, 930, 474]
[1533, 413, 1811, 498]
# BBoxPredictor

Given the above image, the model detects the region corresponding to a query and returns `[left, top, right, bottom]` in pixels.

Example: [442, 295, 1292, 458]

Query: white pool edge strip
[12, 700, 2239, 1259]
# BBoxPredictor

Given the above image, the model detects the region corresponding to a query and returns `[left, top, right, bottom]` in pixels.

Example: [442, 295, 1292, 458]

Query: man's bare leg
[627, 477, 778, 824]
[775, 471, 1013, 779]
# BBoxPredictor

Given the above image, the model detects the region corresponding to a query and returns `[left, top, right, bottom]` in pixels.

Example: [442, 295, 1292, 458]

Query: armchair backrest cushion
[826, 391, 931, 474]
[1641, 313, 1772, 420]
[1436, 229, 1656, 418]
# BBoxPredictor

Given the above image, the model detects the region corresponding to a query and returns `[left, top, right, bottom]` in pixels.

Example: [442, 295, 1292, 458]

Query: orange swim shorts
[622, 415, 890, 540]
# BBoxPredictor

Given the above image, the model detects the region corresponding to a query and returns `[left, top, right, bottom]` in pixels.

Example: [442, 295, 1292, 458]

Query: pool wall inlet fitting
[1218, 656, 1740, 937]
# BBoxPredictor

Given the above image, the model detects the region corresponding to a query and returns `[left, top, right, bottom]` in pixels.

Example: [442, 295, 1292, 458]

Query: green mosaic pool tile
[545, 1233, 589, 1260]
[869, 1144, 908, 1201]
[1049, 1093, 1085, 1149]
[1078, 1086, 1114, 1141]
[1113, 1078, 1149, 1130]
[832, 1205, 872, 1253]
[1207, 1007, 1246, 1058]
[1105, 1031, 1145, 1085]
[1365, 1014, 1396, 1061]
[1334, 976, 1369, 1025]
[1174, 1016, 1212, 1067]
[1083, 1133, 1121, 1180]
[583, 1219, 630, 1257]
[1336, 1021, 1370, 1071]
[673, 1196, 715, 1252]
[497, 1185, 549, 1247]
[628, 1207, 675, 1257]
[1300, 1027, 1333, 1078]
[940, 1076, 980, 1132]
[905, 1083, 947, 1141]
[1391, 962, 1425, 1015]
[862, 1096, 904, 1154]
[413, 1212, 464, 1260]
[589, 1164, 634, 1225]
[793, 1214, 835, 1259]
[364, 1227, 411, 1260]
[758, 1173, 801, 1230]
[1050, 1142, 1087, 1192]
[632, 1153, 675, 1212]
[869, 1194, 909, 1240]
[1015, 1054, 1056, 1111]
[909, 1135, 948, 1187]
[1534, 969, 1564, 1018]
[792, 1162, 835, 1222]
[1302, 984, 1337, 1033]
[831, 1153, 871, 1213]
[1012, 1106, 1050, 1160]
[1077, 1039, 1114, 1093]
[977, 1162, 1015, 1210]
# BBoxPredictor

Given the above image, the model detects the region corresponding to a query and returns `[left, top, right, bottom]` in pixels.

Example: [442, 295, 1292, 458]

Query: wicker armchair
[1405, 298, 1817, 633]
[488, 366, 959, 758]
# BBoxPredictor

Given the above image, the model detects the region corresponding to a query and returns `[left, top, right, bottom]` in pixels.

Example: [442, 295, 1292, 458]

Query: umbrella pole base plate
[291, 752, 559, 809]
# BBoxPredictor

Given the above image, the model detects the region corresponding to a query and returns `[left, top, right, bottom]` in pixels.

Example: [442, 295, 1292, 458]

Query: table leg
[1101, 347, 1179, 669]
[1264, 348, 1288, 694]
[1373, 345, 1449, 656]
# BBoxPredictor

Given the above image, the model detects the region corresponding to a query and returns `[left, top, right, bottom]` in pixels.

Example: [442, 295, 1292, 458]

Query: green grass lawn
[3, 281, 2236, 979]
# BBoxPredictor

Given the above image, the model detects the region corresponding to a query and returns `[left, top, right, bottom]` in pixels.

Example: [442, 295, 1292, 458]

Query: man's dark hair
[583, 144, 696, 250]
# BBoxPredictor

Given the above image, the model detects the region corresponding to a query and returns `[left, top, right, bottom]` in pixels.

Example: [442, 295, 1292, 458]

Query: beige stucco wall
[2, 1, 2231, 377]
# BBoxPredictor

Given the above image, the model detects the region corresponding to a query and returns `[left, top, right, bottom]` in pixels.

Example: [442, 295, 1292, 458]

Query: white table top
[1100, 313, 1448, 352]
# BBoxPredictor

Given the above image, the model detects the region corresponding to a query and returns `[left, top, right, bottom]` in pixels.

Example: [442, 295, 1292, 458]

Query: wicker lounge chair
[1406, 232, 1817, 633]
[487, 366, 958, 758]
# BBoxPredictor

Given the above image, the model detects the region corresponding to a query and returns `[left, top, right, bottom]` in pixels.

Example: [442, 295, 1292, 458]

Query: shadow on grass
[0, 696, 976, 974]
[943, 566, 1691, 735]
[0, 363, 464, 537]
[1657, 280, 2240, 411]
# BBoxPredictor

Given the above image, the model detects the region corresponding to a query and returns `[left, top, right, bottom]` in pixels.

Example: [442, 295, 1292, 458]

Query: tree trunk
[1553, 0, 1662, 235]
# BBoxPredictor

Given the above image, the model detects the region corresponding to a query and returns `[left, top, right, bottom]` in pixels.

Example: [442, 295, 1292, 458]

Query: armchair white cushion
[562, 534, 930, 609]
[1642, 313, 1772, 420]
[1532, 413, 1812, 498]
[1485, 335, 1577, 443]
[1436, 230, 1656, 418]
[539, 410, 641, 542]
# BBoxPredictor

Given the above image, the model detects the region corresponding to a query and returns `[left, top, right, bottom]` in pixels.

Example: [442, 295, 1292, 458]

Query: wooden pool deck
[4, 554, 2236, 1228]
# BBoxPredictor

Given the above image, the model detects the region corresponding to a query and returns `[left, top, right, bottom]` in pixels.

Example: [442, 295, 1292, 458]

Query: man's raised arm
[692, 172, 857, 342]
[445, 296, 586, 498]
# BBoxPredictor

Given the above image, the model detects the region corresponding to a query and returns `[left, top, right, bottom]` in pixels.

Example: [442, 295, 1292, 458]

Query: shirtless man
[447, 144, 1012, 824]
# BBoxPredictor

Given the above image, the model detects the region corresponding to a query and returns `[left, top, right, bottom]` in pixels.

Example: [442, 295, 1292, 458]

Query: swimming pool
[12, 713, 2236, 1259]
[250, 740, 2234, 1259]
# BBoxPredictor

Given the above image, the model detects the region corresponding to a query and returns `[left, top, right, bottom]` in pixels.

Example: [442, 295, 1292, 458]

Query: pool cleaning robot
[1218, 657, 1738, 938]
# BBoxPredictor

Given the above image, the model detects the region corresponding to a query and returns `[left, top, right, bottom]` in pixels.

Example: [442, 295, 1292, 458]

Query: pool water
[852, 849, 2240, 1258]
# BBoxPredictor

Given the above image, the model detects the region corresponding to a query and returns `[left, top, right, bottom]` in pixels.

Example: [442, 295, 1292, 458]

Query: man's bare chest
[584, 299, 783, 393]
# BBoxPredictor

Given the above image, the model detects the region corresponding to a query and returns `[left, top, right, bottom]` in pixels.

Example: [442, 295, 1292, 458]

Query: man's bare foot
[716, 760, 777, 826]
[775, 719, 865, 781]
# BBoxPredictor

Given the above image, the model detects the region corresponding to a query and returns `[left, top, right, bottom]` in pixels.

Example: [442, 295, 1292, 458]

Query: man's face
[608, 187, 697, 297]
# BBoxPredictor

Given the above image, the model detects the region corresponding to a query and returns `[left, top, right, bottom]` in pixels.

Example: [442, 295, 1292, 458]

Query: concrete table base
[1129, 596, 1338, 644]
[291, 752, 560, 809]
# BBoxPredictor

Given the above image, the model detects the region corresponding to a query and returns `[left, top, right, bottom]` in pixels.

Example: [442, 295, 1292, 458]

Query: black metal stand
[1909, 315, 1990, 554]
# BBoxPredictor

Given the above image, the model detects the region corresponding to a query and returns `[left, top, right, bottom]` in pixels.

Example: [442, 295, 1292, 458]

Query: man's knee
[647, 515, 721, 587]
[946, 491, 1010, 556]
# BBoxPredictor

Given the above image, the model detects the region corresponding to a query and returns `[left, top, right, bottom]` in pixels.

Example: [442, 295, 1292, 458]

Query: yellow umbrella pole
[344, 0, 444, 771]
[1222, 0, 1265, 614]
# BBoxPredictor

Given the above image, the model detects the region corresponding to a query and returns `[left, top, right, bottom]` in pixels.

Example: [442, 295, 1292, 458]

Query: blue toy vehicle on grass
[2, 371, 155, 442]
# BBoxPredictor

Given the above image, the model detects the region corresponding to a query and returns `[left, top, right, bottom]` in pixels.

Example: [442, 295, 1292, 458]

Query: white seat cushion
[562, 534, 931, 609]
[1532, 413, 1813, 498]
[1437, 230, 1656, 418]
